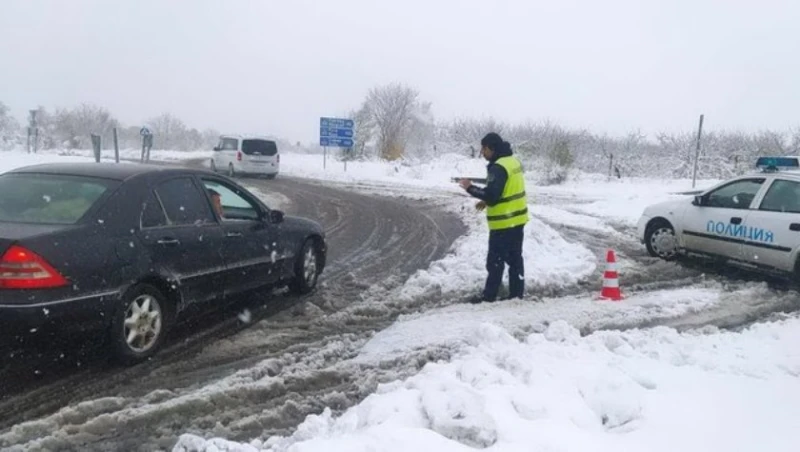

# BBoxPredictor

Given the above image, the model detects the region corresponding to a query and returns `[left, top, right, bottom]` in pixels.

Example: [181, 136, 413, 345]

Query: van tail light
[237, 151, 242, 161]
[0, 245, 69, 289]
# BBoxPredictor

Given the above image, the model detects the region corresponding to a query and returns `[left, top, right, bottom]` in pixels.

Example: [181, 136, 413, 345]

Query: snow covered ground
[1, 150, 797, 451]
[169, 152, 798, 452]
[176, 316, 800, 452]
[0, 149, 98, 169]
[46, 147, 209, 162]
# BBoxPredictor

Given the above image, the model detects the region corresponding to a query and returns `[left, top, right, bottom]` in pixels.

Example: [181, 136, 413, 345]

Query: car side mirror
[693, 195, 705, 206]
[269, 210, 284, 223]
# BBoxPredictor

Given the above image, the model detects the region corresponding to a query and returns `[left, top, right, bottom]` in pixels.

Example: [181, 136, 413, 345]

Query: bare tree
[349, 106, 374, 160]
[592, 133, 615, 179]
[446, 117, 506, 157]
[0, 101, 20, 150]
[202, 128, 221, 150]
[0, 102, 17, 133]
[52, 103, 118, 149]
[32, 107, 59, 149]
[615, 130, 646, 177]
[357, 83, 432, 160]
[146, 113, 189, 150]
[753, 130, 787, 155]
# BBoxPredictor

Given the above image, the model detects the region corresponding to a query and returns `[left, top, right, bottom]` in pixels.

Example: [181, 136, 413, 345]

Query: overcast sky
[1, 0, 798, 143]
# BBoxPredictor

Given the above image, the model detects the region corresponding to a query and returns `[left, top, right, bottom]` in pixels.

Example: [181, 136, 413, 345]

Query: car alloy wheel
[303, 245, 318, 287]
[123, 293, 163, 353]
[111, 284, 170, 363]
[290, 239, 320, 294]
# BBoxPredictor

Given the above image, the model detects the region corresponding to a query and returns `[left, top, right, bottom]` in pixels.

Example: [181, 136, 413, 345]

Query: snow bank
[175, 315, 800, 452]
[397, 197, 596, 301]
[535, 173, 722, 226]
[44, 148, 210, 162]
[277, 152, 487, 190]
[0, 150, 95, 173]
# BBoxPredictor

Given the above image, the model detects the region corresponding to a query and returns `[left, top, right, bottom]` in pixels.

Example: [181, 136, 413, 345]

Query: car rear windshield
[0, 174, 116, 224]
[241, 139, 278, 156]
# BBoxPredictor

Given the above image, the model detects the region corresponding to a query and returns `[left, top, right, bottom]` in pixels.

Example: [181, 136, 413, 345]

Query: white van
[210, 135, 280, 179]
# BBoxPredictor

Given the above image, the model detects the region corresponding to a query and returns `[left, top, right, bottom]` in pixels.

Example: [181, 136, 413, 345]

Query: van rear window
[241, 140, 277, 156]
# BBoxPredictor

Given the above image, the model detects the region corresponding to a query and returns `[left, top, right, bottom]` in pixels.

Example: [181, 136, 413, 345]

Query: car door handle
[226, 232, 243, 238]
[157, 237, 180, 246]
[790, 223, 800, 232]
[730, 217, 742, 225]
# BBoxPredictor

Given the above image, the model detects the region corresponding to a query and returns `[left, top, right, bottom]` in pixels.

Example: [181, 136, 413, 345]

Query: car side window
[155, 177, 215, 225]
[758, 179, 800, 213]
[140, 191, 168, 228]
[705, 179, 764, 209]
[220, 138, 238, 151]
[201, 179, 261, 221]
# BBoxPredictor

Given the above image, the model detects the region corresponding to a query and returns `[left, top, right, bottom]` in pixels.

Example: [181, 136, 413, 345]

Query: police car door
[680, 177, 765, 261]
[740, 177, 800, 272]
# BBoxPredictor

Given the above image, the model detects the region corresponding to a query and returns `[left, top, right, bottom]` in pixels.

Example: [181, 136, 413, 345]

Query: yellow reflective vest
[486, 156, 528, 230]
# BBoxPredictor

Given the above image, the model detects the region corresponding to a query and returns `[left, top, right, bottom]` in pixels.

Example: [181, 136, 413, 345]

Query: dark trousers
[483, 225, 525, 301]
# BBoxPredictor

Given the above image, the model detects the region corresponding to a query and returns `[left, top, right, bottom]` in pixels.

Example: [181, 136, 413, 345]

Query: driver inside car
[207, 188, 225, 219]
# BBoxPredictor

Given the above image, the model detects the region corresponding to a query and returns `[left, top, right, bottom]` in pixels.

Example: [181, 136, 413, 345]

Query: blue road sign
[320, 127, 354, 138]
[320, 137, 354, 147]
[320, 117, 354, 129]
[319, 117, 354, 148]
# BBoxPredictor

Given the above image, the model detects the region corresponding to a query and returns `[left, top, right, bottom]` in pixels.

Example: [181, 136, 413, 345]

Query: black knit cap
[480, 132, 504, 152]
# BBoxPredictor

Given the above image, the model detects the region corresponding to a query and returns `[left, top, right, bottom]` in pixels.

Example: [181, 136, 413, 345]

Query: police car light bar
[755, 156, 800, 171]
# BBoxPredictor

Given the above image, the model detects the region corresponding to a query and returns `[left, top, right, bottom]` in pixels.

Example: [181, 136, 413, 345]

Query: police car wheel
[645, 221, 678, 261]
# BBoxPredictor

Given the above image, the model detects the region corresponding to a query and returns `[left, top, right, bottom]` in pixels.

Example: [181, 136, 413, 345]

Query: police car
[637, 157, 800, 277]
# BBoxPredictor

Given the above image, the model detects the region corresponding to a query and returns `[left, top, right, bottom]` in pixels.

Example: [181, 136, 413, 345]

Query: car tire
[289, 239, 321, 295]
[228, 163, 236, 178]
[266, 173, 277, 180]
[210, 159, 217, 172]
[110, 284, 169, 364]
[645, 220, 678, 261]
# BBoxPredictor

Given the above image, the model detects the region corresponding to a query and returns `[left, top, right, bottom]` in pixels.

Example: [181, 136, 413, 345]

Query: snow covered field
[1, 150, 797, 452]
[172, 152, 799, 452]
[177, 317, 800, 452]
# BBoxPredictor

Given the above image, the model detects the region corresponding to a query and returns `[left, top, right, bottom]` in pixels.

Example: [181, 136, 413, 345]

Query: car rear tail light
[0, 245, 69, 289]
[237, 151, 242, 161]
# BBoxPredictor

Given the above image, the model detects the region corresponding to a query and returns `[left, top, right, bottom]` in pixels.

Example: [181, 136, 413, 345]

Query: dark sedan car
[0, 163, 326, 362]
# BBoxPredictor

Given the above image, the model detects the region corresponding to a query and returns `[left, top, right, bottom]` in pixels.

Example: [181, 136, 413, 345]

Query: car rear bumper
[0, 290, 120, 337]
[236, 162, 279, 174]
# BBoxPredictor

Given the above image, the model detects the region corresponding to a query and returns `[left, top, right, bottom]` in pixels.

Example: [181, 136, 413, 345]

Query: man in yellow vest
[459, 133, 528, 303]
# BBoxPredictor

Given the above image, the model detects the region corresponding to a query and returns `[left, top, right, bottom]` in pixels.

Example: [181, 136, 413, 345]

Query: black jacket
[466, 145, 514, 206]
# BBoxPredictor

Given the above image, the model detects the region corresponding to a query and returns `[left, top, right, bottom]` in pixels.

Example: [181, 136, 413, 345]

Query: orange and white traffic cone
[599, 249, 623, 301]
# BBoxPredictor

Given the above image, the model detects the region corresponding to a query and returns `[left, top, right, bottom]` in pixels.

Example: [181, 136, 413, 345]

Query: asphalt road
[0, 173, 466, 451]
